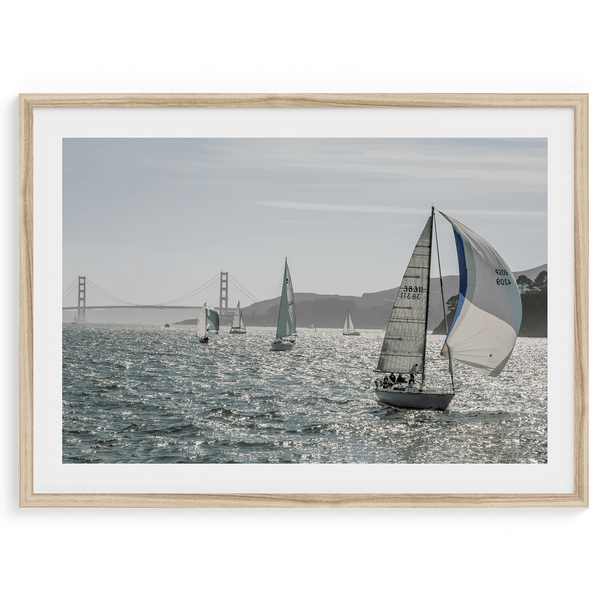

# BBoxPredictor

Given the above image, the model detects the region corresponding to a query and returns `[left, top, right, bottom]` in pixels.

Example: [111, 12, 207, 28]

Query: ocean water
[62, 325, 547, 464]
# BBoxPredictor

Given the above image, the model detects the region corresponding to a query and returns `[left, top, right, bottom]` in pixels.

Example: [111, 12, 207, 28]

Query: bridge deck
[63, 306, 236, 313]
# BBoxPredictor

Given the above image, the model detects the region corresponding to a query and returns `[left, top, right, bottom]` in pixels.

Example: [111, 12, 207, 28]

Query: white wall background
[1, 1, 596, 598]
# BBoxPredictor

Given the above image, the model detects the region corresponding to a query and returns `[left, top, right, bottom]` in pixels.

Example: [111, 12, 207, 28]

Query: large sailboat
[271, 258, 297, 351]
[196, 303, 220, 344]
[374, 207, 522, 410]
[230, 301, 247, 334]
[342, 309, 360, 336]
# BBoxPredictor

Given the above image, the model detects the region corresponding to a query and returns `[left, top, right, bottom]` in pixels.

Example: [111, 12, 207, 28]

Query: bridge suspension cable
[86, 278, 138, 305]
[62, 272, 261, 308]
[62, 277, 79, 300]
[158, 273, 221, 305]
[228, 274, 261, 304]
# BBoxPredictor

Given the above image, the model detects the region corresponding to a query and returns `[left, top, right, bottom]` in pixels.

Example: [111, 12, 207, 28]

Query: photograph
[5, 5, 595, 598]
[61, 137, 548, 465]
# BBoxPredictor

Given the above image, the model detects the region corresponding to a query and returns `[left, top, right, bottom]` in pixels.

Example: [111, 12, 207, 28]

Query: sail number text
[400, 285, 423, 300]
[495, 268, 512, 286]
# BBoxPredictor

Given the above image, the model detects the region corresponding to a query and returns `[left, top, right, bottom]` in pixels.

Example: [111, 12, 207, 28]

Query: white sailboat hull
[375, 388, 454, 411]
[271, 339, 294, 351]
[229, 329, 247, 334]
[342, 331, 360, 336]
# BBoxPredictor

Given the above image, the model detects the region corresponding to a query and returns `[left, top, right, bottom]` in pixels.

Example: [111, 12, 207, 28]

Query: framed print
[19, 93, 588, 508]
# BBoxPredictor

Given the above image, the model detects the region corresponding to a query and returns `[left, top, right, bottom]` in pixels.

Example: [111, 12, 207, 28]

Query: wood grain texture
[19, 95, 34, 508]
[18, 93, 589, 509]
[573, 95, 589, 508]
[17, 492, 590, 509]
[18, 92, 590, 108]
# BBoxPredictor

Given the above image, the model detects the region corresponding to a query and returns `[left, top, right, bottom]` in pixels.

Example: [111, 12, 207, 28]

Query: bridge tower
[77, 276, 86, 323]
[219, 271, 228, 315]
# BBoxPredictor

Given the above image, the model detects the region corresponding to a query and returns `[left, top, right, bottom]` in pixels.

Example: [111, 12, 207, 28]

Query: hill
[238, 264, 547, 336]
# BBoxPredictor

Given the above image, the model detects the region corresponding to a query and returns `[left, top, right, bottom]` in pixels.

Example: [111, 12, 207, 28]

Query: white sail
[232, 302, 242, 328]
[231, 301, 246, 332]
[196, 303, 207, 337]
[275, 259, 296, 339]
[206, 306, 220, 332]
[439, 212, 522, 376]
[377, 217, 432, 374]
[343, 310, 355, 334]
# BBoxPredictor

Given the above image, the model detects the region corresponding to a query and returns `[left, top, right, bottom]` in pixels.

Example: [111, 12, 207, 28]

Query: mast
[434, 213, 448, 335]
[422, 206, 435, 388]
[434, 211, 455, 391]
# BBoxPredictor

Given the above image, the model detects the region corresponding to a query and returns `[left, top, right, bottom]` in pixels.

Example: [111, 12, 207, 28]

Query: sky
[63, 138, 547, 308]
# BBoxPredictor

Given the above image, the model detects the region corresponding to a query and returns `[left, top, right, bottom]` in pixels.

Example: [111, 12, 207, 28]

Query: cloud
[257, 200, 546, 218]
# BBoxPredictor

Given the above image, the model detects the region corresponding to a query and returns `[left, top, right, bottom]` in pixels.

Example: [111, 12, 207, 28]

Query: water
[62, 325, 547, 464]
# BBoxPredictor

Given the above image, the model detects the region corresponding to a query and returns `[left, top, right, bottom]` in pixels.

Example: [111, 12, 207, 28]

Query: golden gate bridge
[62, 272, 261, 323]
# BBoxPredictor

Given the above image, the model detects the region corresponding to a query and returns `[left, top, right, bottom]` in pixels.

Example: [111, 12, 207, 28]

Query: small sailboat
[342, 309, 360, 336]
[196, 303, 209, 344]
[271, 258, 297, 351]
[374, 207, 522, 410]
[230, 301, 247, 334]
[196, 303, 220, 344]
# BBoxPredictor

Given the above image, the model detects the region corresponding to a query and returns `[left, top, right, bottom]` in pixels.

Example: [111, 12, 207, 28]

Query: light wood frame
[19, 93, 589, 508]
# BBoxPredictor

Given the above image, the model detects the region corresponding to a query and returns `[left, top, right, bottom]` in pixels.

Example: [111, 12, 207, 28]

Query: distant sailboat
[196, 303, 209, 344]
[374, 207, 522, 410]
[342, 309, 360, 336]
[230, 301, 247, 334]
[271, 258, 297, 351]
[196, 303, 220, 344]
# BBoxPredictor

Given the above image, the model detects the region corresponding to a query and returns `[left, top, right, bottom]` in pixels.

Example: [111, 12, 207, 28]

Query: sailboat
[230, 301, 247, 334]
[196, 303, 220, 344]
[342, 309, 360, 336]
[271, 258, 297, 351]
[196, 303, 209, 344]
[374, 207, 522, 410]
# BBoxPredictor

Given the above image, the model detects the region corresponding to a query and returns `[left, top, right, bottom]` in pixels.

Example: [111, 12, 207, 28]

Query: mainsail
[231, 301, 245, 331]
[343, 310, 355, 334]
[439, 212, 522, 376]
[377, 216, 432, 374]
[275, 259, 296, 339]
[196, 304, 207, 337]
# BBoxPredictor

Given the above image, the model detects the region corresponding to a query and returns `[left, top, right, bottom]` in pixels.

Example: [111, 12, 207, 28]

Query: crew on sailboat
[373, 206, 522, 411]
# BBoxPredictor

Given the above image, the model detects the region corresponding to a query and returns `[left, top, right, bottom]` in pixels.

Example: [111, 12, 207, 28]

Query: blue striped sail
[439, 213, 522, 376]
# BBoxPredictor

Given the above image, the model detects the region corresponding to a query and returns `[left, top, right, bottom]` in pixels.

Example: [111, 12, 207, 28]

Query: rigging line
[434, 211, 454, 391]
[228, 274, 261, 303]
[434, 213, 449, 336]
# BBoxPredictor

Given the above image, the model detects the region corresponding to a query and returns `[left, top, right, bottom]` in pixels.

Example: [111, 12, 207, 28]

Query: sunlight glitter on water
[63, 325, 547, 464]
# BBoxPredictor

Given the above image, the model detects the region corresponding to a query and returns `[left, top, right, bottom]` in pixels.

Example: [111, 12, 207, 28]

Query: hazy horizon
[63, 138, 547, 310]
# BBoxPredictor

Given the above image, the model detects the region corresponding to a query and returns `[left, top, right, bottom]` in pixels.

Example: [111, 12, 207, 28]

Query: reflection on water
[63, 326, 547, 464]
